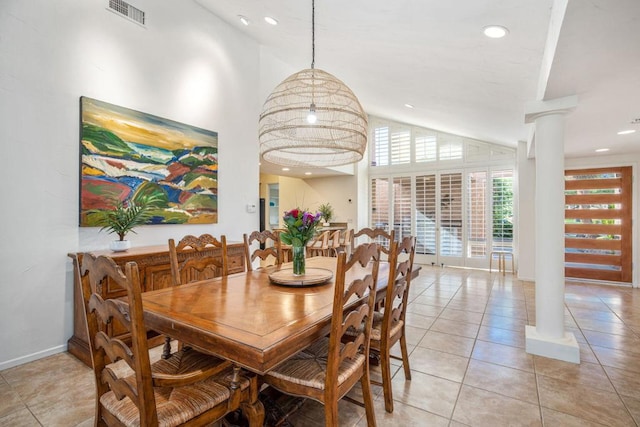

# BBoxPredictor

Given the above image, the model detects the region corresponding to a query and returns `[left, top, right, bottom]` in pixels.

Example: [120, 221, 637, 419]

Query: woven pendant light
[258, 0, 368, 168]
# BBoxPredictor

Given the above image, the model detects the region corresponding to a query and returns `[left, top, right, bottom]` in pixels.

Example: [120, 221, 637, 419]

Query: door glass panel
[440, 173, 463, 256]
[467, 171, 487, 257]
[415, 175, 436, 255]
[492, 170, 514, 252]
[392, 177, 412, 240]
[371, 178, 389, 230]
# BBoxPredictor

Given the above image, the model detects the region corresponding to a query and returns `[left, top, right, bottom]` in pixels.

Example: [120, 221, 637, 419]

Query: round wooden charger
[268, 267, 333, 287]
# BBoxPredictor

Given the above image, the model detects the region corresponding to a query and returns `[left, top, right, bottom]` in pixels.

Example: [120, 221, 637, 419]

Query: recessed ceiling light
[617, 129, 636, 135]
[595, 148, 610, 152]
[483, 25, 509, 38]
[264, 16, 278, 25]
[282, 167, 290, 171]
[304, 172, 312, 175]
[238, 15, 250, 26]
[404, 103, 414, 109]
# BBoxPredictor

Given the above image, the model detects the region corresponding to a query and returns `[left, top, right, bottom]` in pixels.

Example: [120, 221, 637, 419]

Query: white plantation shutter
[390, 129, 411, 165]
[392, 177, 412, 240]
[438, 135, 463, 161]
[440, 173, 463, 256]
[371, 178, 389, 230]
[372, 126, 389, 166]
[467, 171, 487, 257]
[415, 132, 437, 163]
[415, 174, 436, 255]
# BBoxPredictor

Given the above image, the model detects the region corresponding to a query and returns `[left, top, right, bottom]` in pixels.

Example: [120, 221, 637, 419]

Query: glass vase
[292, 244, 306, 276]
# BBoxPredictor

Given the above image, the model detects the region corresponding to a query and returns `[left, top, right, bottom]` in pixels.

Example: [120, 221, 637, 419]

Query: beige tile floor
[3, 265, 640, 426]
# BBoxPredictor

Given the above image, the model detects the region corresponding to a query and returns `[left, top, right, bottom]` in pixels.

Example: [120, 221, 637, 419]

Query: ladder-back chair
[262, 243, 381, 426]
[78, 253, 263, 427]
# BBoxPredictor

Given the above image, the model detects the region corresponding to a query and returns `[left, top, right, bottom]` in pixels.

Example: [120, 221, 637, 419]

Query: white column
[524, 95, 580, 364]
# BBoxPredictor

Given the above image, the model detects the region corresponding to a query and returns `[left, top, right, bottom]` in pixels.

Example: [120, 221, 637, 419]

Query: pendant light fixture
[258, 0, 368, 168]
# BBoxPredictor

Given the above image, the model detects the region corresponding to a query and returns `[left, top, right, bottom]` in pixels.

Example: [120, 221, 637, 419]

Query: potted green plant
[318, 203, 334, 226]
[96, 193, 163, 251]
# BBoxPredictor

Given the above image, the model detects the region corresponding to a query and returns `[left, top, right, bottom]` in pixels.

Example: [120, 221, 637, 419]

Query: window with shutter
[492, 170, 514, 253]
[440, 173, 463, 256]
[416, 132, 437, 163]
[372, 126, 389, 166]
[392, 177, 412, 240]
[371, 178, 389, 230]
[467, 171, 487, 257]
[390, 129, 411, 165]
[415, 175, 436, 256]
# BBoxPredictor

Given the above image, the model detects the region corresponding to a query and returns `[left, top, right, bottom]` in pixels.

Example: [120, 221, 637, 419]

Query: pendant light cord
[311, 0, 315, 69]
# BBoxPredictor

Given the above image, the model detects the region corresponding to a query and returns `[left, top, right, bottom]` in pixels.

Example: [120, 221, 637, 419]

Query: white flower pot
[109, 240, 131, 252]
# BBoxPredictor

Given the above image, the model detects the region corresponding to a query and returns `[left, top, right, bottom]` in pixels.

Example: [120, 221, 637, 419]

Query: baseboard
[0, 344, 67, 371]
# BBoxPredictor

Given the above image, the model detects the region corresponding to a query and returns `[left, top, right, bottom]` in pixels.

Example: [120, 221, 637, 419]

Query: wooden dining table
[138, 256, 390, 376]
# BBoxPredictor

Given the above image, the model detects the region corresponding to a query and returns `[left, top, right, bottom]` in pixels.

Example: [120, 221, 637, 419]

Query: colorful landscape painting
[80, 96, 218, 226]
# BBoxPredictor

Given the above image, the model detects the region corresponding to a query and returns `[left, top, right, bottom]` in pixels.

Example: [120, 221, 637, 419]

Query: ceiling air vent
[108, 0, 145, 26]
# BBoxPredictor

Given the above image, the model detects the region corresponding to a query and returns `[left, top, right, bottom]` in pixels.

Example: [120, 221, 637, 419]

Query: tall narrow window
[390, 129, 411, 165]
[415, 175, 436, 255]
[439, 135, 463, 161]
[415, 132, 437, 163]
[440, 173, 463, 256]
[371, 178, 389, 230]
[467, 171, 487, 257]
[492, 170, 513, 252]
[393, 177, 412, 240]
[372, 126, 389, 166]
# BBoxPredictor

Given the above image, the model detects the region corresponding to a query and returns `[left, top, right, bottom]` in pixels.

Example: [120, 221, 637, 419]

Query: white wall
[517, 141, 536, 281]
[0, 0, 260, 369]
[277, 176, 357, 225]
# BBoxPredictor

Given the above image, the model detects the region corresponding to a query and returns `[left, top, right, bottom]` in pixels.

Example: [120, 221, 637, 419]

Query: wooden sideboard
[67, 242, 246, 367]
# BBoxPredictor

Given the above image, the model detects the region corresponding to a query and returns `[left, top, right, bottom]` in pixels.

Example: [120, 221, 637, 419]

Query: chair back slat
[243, 230, 282, 271]
[169, 234, 228, 285]
[352, 227, 395, 255]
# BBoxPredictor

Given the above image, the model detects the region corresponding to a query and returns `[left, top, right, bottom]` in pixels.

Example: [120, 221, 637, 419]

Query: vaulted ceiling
[196, 0, 640, 171]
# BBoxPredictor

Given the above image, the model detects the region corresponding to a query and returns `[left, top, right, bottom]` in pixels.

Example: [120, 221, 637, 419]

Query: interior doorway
[268, 183, 280, 231]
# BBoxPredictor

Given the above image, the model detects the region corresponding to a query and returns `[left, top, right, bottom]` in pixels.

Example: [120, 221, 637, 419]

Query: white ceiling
[195, 0, 640, 175]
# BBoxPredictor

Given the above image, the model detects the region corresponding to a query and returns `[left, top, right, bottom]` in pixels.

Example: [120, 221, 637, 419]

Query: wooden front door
[564, 167, 632, 283]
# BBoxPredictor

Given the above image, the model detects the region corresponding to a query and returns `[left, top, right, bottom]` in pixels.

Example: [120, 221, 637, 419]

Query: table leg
[242, 374, 265, 427]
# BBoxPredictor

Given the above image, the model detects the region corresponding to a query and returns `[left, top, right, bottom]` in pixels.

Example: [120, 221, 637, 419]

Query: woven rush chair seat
[100, 350, 248, 427]
[264, 338, 366, 390]
[348, 311, 403, 342]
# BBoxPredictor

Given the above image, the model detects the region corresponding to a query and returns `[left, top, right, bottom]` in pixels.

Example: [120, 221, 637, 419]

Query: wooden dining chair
[327, 229, 342, 257]
[169, 233, 229, 285]
[79, 253, 263, 427]
[371, 235, 416, 413]
[166, 233, 229, 357]
[262, 243, 381, 427]
[352, 227, 395, 258]
[243, 230, 282, 271]
[307, 229, 330, 257]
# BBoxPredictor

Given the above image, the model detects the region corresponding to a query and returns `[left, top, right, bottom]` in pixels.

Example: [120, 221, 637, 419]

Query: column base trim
[525, 325, 580, 364]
